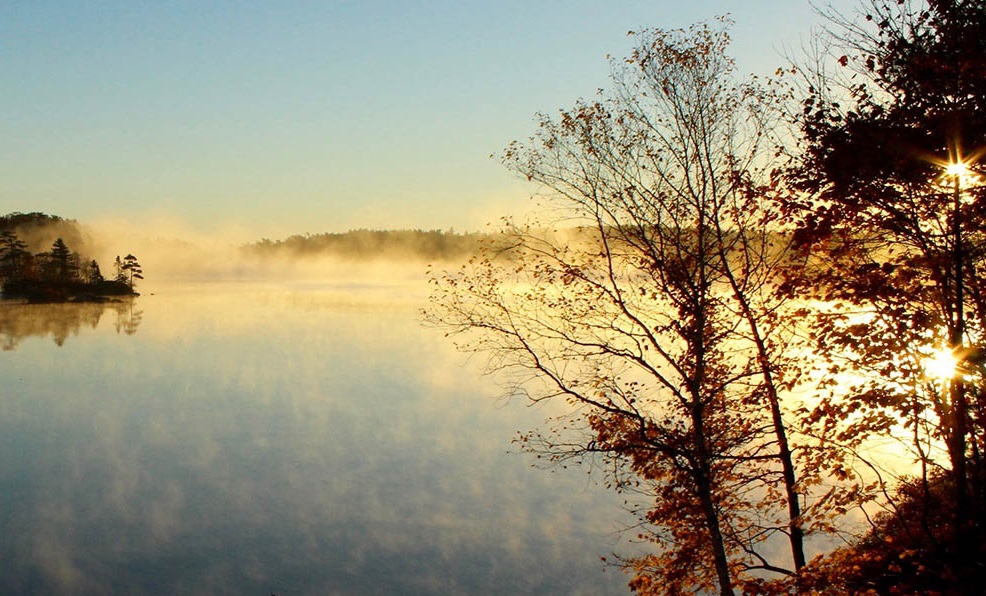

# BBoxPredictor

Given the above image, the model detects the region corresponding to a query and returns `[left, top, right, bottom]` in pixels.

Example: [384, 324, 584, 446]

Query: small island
[1, 213, 142, 303]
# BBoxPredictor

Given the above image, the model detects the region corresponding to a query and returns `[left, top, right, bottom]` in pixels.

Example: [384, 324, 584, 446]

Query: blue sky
[1, 1, 860, 239]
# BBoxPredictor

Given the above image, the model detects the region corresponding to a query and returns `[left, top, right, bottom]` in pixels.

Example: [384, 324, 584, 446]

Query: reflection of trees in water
[0, 299, 142, 350]
[114, 299, 142, 336]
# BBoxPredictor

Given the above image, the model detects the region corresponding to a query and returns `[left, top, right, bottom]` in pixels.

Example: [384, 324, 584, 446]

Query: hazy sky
[2, 1, 860, 240]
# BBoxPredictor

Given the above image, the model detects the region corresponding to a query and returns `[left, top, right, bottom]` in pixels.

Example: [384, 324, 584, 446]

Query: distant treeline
[243, 229, 488, 261]
[243, 226, 786, 265]
[1, 212, 141, 302]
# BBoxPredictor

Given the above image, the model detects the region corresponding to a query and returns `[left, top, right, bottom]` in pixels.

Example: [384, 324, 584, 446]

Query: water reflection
[0, 298, 143, 350]
[0, 281, 631, 595]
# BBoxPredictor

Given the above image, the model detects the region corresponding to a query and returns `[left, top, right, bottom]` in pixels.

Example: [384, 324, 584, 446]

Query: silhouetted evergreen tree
[112, 255, 124, 283]
[0, 230, 30, 282]
[45, 238, 78, 283]
[121, 254, 142, 290]
[83, 259, 103, 284]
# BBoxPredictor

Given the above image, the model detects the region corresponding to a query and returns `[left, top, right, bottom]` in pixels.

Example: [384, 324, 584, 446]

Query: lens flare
[946, 161, 969, 177]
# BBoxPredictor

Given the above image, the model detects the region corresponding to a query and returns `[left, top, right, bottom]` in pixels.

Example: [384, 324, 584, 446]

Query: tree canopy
[429, 1, 986, 593]
[430, 18, 822, 595]
[780, 0, 986, 590]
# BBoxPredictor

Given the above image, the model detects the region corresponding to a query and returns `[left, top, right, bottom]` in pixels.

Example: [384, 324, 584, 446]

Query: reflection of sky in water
[0, 282, 633, 595]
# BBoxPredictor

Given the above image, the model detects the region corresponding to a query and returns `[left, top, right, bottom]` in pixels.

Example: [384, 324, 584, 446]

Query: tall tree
[121, 254, 143, 290]
[0, 230, 30, 284]
[430, 20, 822, 594]
[45, 238, 78, 283]
[784, 0, 986, 583]
[82, 259, 103, 285]
[114, 255, 126, 284]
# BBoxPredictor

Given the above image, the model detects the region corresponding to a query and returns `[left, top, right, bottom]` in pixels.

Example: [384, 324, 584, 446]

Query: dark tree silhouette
[83, 259, 103, 285]
[121, 254, 143, 290]
[776, 0, 986, 589]
[429, 19, 821, 595]
[45, 238, 78, 283]
[0, 224, 137, 301]
[0, 230, 30, 282]
[114, 255, 126, 283]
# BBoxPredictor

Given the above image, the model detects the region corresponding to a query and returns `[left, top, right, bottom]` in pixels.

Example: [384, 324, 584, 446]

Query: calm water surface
[0, 280, 632, 595]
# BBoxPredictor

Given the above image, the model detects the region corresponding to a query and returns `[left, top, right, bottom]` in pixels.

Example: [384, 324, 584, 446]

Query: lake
[0, 278, 633, 595]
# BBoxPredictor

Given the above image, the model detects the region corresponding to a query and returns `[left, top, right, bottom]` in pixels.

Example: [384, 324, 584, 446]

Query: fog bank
[81, 216, 475, 288]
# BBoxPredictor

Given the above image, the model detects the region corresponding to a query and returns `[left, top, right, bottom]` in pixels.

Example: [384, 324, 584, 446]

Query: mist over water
[0, 275, 633, 595]
[73, 216, 478, 289]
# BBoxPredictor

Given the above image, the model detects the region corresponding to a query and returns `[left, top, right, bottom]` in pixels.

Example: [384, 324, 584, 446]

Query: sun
[924, 347, 960, 380]
[945, 161, 968, 177]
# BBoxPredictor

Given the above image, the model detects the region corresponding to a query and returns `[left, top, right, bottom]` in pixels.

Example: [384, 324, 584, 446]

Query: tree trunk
[692, 414, 735, 596]
[713, 219, 806, 573]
